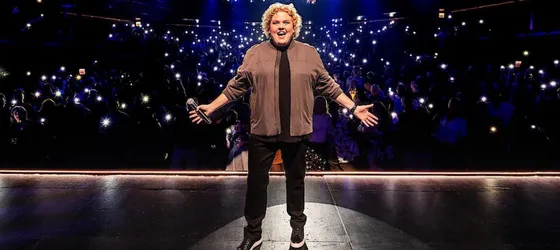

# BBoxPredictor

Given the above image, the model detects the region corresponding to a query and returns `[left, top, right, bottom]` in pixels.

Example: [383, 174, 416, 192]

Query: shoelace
[238, 239, 251, 249]
[292, 228, 304, 237]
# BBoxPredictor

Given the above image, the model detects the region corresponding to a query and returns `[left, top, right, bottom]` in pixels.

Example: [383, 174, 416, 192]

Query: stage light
[60, 66, 65, 71]
[74, 98, 80, 104]
[11, 100, 17, 105]
[175, 73, 181, 79]
[55, 90, 61, 97]
[97, 96, 103, 101]
[142, 95, 150, 103]
[551, 81, 557, 87]
[523, 51, 529, 56]
[428, 104, 434, 109]
[34, 91, 40, 97]
[165, 114, 172, 121]
[541, 84, 547, 90]
[27, 71, 31, 76]
[419, 98, 425, 104]
[490, 126, 497, 133]
[481, 96, 487, 102]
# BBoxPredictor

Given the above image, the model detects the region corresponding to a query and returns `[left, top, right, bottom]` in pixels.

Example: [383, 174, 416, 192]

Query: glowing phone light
[101, 118, 111, 127]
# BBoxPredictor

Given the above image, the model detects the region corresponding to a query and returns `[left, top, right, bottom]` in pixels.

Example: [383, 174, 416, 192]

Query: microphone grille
[186, 98, 195, 105]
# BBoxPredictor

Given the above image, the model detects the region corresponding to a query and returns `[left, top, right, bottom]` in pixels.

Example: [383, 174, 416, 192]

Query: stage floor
[1, 174, 559, 250]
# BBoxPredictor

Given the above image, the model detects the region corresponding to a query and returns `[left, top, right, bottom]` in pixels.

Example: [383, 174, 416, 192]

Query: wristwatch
[349, 103, 357, 115]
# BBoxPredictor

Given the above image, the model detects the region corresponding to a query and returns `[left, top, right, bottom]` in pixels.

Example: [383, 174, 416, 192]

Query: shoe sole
[290, 236, 305, 248]
[250, 239, 263, 250]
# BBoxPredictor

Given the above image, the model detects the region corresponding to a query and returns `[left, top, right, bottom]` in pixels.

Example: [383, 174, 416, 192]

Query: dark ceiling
[3, 0, 543, 29]
[56, 0, 531, 22]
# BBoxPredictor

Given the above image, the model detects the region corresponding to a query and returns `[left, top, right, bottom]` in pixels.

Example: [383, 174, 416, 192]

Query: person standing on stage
[189, 3, 378, 249]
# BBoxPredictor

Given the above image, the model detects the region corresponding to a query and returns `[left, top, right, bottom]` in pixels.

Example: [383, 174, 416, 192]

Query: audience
[0, 4, 558, 171]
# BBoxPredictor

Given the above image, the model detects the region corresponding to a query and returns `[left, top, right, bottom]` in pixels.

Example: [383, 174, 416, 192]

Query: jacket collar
[267, 39, 296, 51]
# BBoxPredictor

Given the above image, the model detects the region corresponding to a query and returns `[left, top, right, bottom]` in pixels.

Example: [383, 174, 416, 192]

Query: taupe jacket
[222, 40, 344, 137]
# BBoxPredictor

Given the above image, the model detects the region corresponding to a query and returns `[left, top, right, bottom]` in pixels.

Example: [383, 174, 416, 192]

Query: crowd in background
[0, 4, 559, 171]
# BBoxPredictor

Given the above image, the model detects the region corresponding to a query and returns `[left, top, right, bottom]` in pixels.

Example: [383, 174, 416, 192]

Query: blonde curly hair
[261, 3, 303, 39]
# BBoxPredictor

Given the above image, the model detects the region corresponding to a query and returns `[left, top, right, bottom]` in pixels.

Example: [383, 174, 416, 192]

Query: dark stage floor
[1, 174, 560, 250]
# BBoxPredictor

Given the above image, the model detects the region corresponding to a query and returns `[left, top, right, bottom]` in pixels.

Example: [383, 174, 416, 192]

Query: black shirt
[278, 45, 292, 142]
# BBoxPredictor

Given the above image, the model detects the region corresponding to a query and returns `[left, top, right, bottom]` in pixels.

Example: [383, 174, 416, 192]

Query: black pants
[244, 135, 308, 240]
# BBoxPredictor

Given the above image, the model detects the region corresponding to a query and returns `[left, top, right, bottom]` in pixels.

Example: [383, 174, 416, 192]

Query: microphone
[187, 98, 212, 124]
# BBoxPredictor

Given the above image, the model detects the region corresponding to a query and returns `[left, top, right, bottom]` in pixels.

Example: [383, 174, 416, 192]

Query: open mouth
[277, 31, 286, 38]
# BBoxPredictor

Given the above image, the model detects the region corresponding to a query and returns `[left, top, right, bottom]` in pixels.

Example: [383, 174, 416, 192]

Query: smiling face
[269, 11, 294, 46]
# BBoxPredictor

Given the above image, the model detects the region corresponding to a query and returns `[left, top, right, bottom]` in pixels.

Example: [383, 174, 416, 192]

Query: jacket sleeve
[222, 46, 256, 101]
[311, 48, 344, 100]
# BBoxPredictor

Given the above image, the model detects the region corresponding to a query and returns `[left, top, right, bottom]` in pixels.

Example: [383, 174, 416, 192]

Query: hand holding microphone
[187, 98, 213, 124]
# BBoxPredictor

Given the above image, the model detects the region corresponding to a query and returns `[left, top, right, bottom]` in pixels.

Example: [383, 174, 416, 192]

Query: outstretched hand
[353, 104, 378, 127]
